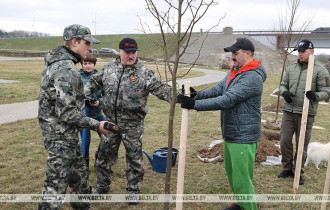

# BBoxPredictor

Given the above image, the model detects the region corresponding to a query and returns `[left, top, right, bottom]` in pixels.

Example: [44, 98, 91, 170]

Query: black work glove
[306, 91, 317, 100]
[283, 91, 295, 103]
[177, 94, 195, 109]
[104, 122, 122, 134]
[181, 85, 197, 98]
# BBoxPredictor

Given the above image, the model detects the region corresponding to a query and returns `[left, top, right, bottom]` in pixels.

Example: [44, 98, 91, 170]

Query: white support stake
[176, 81, 191, 210]
[321, 153, 330, 210]
[293, 55, 314, 193]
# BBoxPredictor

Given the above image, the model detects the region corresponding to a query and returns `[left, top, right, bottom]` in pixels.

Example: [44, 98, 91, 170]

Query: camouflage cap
[63, 24, 100, 44]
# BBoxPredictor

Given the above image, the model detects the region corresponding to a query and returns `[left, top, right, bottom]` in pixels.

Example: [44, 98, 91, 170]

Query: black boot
[85, 157, 89, 170]
[95, 151, 99, 161]
[278, 170, 294, 178]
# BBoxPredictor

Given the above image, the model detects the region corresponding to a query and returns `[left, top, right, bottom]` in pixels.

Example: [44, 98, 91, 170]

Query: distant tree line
[0, 29, 50, 38]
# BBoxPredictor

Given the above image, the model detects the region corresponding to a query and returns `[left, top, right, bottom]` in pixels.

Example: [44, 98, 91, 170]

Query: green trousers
[224, 141, 258, 210]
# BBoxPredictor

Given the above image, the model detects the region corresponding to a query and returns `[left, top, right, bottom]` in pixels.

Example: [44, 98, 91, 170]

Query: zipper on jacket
[114, 68, 125, 124]
[292, 65, 304, 112]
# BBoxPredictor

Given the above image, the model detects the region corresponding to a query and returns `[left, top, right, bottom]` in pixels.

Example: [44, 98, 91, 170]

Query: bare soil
[197, 131, 281, 164]
[262, 99, 283, 112]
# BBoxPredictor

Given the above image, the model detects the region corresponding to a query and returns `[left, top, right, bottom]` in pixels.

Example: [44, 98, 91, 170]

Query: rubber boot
[94, 151, 99, 167]
[85, 157, 89, 170]
[95, 151, 99, 160]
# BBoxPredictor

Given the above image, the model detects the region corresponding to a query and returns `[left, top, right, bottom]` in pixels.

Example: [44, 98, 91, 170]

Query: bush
[316, 53, 329, 64]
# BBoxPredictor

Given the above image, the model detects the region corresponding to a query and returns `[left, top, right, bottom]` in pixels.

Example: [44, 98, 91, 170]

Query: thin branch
[177, 15, 224, 78]
[164, 0, 178, 10]
[180, 0, 217, 43]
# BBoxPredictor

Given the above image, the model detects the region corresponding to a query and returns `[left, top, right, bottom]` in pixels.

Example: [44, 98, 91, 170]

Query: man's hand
[181, 85, 197, 98]
[283, 91, 295, 103]
[306, 91, 317, 100]
[177, 94, 195, 109]
[98, 121, 111, 134]
[103, 121, 122, 134]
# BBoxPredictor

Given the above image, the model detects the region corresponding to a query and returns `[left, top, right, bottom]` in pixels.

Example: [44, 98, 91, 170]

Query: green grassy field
[0, 34, 179, 59]
[0, 60, 330, 209]
[0, 60, 204, 105]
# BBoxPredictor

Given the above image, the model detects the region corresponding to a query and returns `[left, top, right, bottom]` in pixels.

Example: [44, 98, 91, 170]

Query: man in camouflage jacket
[84, 38, 173, 201]
[38, 24, 110, 210]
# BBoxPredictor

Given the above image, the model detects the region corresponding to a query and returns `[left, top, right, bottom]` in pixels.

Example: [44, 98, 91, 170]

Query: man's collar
[62, 46, 81, 64]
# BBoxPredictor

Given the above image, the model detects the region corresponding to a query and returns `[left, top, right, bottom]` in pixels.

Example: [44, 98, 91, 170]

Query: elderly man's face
[298, 49, 314, 62]
[119, 50, 137, 66]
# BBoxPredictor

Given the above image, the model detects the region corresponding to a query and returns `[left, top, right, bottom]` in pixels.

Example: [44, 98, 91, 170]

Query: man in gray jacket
[177, 38, 266, 210]
[278, 39, 330, 185]
[324, 58, 330, 102]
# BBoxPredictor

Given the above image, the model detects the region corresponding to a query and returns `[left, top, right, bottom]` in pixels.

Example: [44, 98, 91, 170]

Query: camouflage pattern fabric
[63, 24, 100, 44]
[38, 139, 91, 210]
[39, 46, 100, 139]
[84, 57, 173, 122]
[38, 46, 99, 209]
[84, 57, 173, 193]
[95, 119, 144, 193]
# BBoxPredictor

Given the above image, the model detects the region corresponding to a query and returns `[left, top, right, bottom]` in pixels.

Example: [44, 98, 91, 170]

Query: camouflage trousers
[38, 138, 91, 210]
[95, 119, 144, 193]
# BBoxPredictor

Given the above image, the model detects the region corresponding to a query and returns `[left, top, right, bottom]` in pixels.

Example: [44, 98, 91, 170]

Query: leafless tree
[140, 0, 222, 209]
[271, 0, 312, 120]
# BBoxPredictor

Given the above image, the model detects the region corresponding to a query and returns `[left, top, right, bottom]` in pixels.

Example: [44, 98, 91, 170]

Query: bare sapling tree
[139, 0, 222, 209]
[272, 0, 312, 120]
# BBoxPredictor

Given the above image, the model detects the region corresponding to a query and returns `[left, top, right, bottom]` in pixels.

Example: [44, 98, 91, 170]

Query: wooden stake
[293, 55, 314, 193]
[176, 81, 191, 210]
[321, 152, 330, 210]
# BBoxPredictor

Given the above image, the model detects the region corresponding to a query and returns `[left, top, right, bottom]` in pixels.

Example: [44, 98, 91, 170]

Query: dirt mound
[198, 143, 223, 161]
[197, 131, 281, 164]
[263, 117, 282, 130]
[262, 99, 283, 112]
[262, 130, 281, 141]
[255, 133, 281, 163]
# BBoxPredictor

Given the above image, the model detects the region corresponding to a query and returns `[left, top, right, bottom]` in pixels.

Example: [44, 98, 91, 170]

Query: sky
[0, 0, 329, 36]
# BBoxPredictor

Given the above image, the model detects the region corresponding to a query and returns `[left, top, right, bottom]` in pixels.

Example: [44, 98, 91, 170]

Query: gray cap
[63, 24, 100, 44]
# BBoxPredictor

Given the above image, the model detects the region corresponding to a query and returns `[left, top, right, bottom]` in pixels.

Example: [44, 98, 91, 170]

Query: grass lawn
[0, 59, 204, 105]
[0, 60, 330, 209]
[0, 34, 180, 60]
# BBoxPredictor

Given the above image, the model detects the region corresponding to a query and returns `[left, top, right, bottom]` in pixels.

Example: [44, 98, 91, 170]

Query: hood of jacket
[227, 59, 267, 86]
[254, 63, 267, 83]
[44, 46, 81, 66]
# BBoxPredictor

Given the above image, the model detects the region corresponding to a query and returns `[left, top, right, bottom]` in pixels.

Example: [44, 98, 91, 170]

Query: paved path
[0, 68, 227, 125]
[0, 101, 39, 125]
[0, 79, 20, 83]
[0, 56, 44, 61]
[175, 68, 226, 87]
